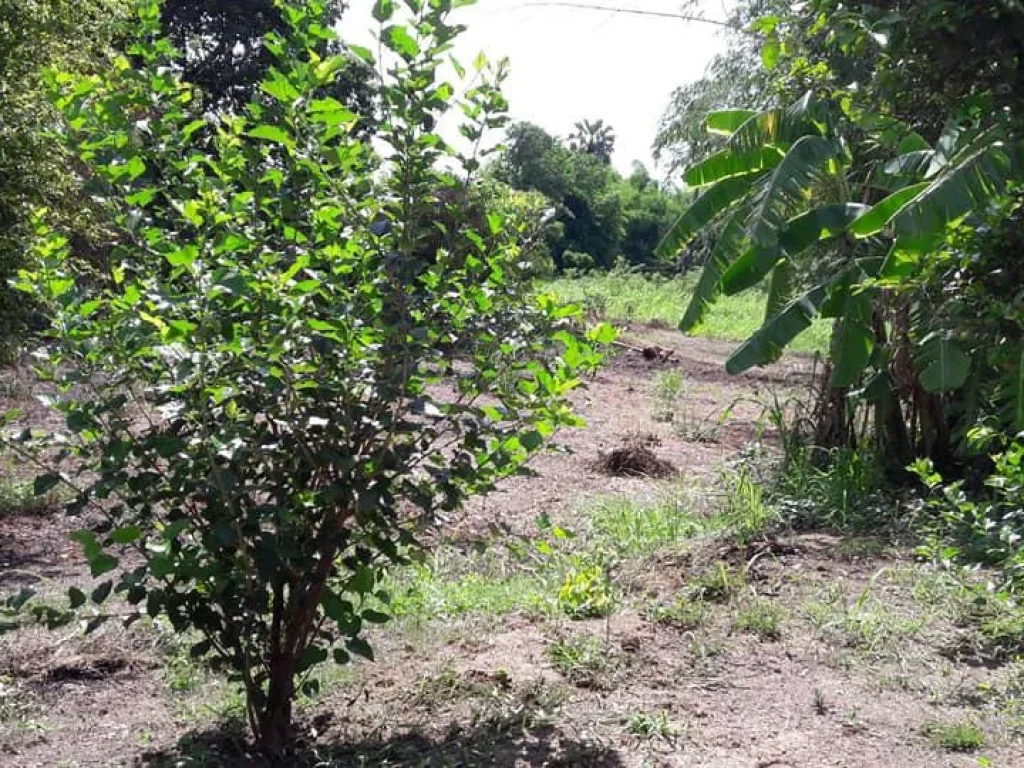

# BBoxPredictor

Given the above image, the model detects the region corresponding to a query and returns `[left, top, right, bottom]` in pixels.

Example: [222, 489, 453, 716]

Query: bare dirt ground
[2, 328, 1023, 767]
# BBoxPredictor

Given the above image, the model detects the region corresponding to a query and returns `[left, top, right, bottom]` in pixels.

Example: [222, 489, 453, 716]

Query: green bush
[2, 0, 607, 754]
[911, 440, 1024, 589]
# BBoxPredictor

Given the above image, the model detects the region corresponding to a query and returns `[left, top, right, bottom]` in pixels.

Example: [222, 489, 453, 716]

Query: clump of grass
[734, 598, 784, 640]
[547, 633, 621, 690]
[713, 470, 777, 545]
[587, 495, 701, 558]
[647, 595, 708, 630]
[689, 561, 741, 604]
[803, 585, 923, 655]
[924, 720, 984, 752]
[626, 709, 678, 741]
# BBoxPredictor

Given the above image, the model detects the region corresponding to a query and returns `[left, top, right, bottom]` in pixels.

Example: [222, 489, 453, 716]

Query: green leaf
[763, 258, 794, 323]
[91, 580, 113, 604]
[110, 525, 142, 544]
[718, 243, 780, 297]
[296, 645, 329, 673]
[346, 636, 375, 661]
[348, 566, 375, 595]
[361, 609, 390, 624]
[678, 204, 751, 331]
[67, 587, 87, 609]
[248, 125, 295, 149]
[895, 137, 1023, 241]
[725, 272, 848, 373]
[657, 175, 756, 258]
[705, 109, 757, 136]
[748, 135, 845, 248]
[761, 39, 780, 70]
[849, 183, 928, 237]
[260, 69, 300, 103]
[828, 289, 875, 387]
[33, 473, 60, 497]
[916, 335, 971, 393]
[779, 203, 869, 253]
[382, 25, 420, 59]
[684, 147, 784, 187]
[372, 0, 395, 22]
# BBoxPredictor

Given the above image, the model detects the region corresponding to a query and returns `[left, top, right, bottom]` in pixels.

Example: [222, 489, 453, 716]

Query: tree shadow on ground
[140, 717, 625, 767]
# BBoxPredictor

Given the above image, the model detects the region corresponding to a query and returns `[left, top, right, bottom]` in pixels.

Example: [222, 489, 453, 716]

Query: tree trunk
[259, 656, 295, 758]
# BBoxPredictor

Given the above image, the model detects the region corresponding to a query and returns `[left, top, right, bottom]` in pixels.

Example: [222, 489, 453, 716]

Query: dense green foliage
[655, 0, 1024, 587]
[0, 0, 129, 357]
[4, 0, 606, 753]
[493, 122, 685, 271]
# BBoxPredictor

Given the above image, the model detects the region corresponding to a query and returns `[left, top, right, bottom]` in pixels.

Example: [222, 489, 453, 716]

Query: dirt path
[2, 329, 1022, 767]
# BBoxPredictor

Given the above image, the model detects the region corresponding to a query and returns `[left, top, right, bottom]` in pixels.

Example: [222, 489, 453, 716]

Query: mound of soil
[593, 433, 676, 478]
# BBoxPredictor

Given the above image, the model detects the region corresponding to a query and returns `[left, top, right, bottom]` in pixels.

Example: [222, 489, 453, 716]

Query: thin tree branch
[507, 2, 748, 32]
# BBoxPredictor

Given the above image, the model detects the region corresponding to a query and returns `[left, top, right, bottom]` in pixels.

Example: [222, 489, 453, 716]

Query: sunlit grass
[541, 271, 830, 355]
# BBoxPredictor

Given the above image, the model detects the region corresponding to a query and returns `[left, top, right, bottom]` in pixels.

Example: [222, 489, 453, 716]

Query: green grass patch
[541, 271, 829, 354]
[587, 495, 702, 558]
[734, 598, 784, 640]
[924, 720, 985, 752]
[0, 479, 60, 517]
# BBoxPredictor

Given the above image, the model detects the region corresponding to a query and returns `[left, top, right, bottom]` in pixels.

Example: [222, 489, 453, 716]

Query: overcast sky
[342, 1, 731, 178]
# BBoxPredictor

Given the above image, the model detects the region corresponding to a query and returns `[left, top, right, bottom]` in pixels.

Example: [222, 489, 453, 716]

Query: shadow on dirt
[140, 717, 625, 767]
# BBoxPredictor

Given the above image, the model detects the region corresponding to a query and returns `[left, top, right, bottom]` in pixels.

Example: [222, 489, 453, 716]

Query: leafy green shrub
[546, 632, 620, 689]
[924, 720, 985, 752]
[911, 441, 1024, 588]
[2, 0, 606, 754]
[652, 370, 683, 422]
[557, 562, 615, 618]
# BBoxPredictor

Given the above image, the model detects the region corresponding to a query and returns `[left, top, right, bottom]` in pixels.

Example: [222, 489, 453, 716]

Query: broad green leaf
[763, 258, 793, 322]
[372, 0, 395, 22]
[248, 125, 295, 148]
[916, 334, 971, 392]
[725, 270, 851, 373]
[779, 203, 868, 253]
[999, 347, 1024, 432]
[678, 204, 751, 332]
[656, 175, 756, 258]
[895, 139, 1024, 241]
[761, 39, 780, 70]
[719, 243, 780, 296]
[727, 92, 829, 154]
[33, 473, 60, 496]
[748, 135, 845, 248]
[828, 289, 875, 387]
[705, 109, 757, 136]
[684, 147, 783, 187]
[849, 183, 929, 237]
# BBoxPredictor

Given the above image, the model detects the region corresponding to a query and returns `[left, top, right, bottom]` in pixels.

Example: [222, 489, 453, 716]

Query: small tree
[6, 0, 607, 754]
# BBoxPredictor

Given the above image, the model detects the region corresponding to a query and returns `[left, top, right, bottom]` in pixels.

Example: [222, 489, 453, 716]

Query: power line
[507, 2, 745, 31]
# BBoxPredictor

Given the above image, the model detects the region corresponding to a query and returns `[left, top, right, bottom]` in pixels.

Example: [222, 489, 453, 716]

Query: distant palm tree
[568, 119, 616, 164]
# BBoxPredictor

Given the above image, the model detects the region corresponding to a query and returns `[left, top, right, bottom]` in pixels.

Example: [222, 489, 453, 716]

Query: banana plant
[659, 95, 1024, 449]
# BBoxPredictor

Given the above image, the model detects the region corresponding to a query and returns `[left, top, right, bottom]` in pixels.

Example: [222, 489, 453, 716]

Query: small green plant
[652, 370, 684, 422]
[812, 688, 829, 715]
[626, 710, 678, 741]
[558, 562, 615, 618]
[716, 470, 776, 545]
[924, 720, 985, 752]
[690, 561, 740, 603]
[734, 598, 783, 640]
[647, 595, 708, 630]
[546, 633, 620, 690]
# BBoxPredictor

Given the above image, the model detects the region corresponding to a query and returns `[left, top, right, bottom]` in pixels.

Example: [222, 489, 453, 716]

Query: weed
[734, 598, 783, 640]
[647, 595, 708, 630]
[0, 675, 34, 724]
[924, 720, 985, 752]
[587, 495, 701, 558]
[547, 633, 621, 690]
[558, 562, 615, 618]
[690, 561, 741, 603]
[652, 370, 684, 423]
[626, 710, 678, 741]
[714, 470, 777, 545]
[804, 585, 923, 656]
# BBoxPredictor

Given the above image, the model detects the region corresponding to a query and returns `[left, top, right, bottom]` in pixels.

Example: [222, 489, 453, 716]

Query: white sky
[341, 1, 731, 178]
